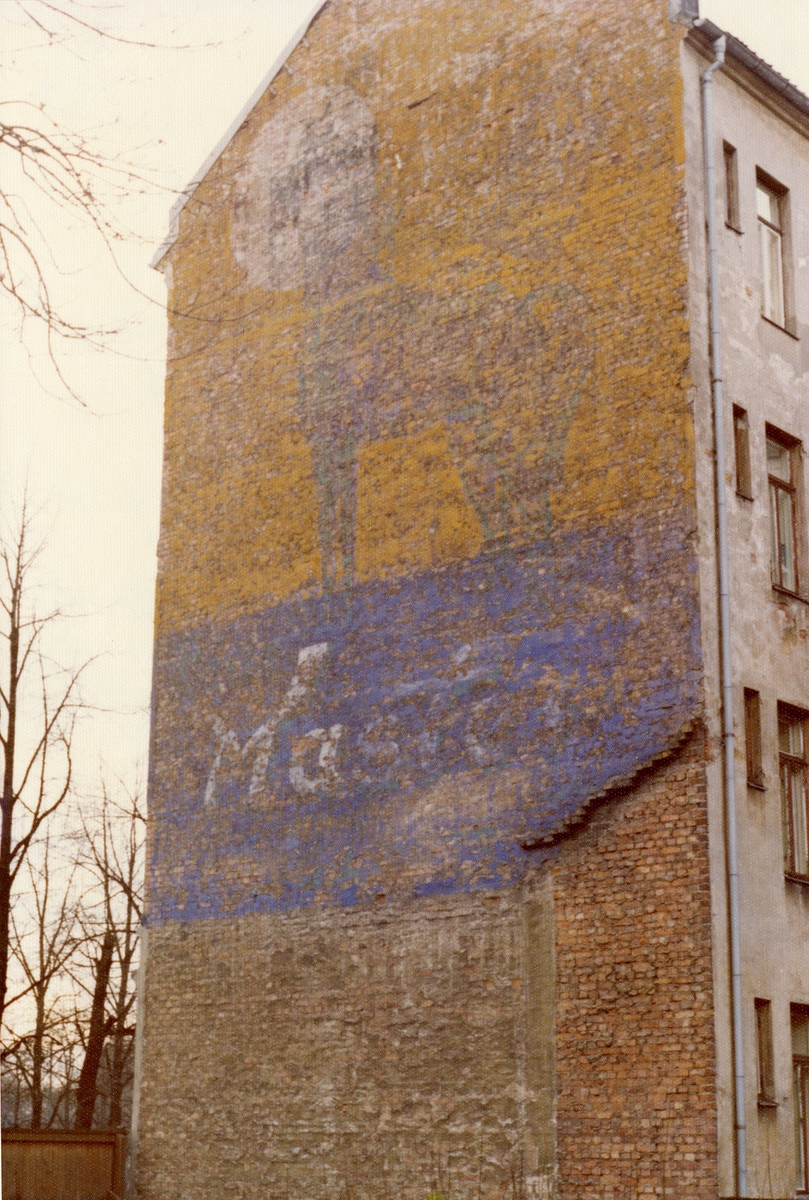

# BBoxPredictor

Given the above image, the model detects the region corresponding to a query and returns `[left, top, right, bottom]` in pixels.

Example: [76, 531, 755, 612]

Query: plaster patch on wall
[231, 85, 377, 295]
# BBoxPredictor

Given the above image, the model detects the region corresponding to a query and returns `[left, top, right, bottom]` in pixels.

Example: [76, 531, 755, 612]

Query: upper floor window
[745, 688, 764, 788]
[756, 997, 776, 1105]
[734, 405, 753, 499]
[767, 429, 800, 593]
[757, 176, 787, 328]
[780, 704, 809, 879]
[724, 142, 740, 230]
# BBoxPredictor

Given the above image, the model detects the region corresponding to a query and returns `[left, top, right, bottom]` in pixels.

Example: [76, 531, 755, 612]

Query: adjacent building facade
[134, 2, 809, 1197]
[683, 22, 809, 1197]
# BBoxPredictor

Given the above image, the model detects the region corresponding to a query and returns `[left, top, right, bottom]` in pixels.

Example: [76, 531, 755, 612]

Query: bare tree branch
[6, 841, 83, 1128]
[32, 0, 225, 50]
[0, 498, 87, 1027]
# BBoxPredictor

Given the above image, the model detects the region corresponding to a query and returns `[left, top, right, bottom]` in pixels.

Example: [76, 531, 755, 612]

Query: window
[734, 406, 753, 499]
[792, 1006, 809, 1193]
[757, 175, 787, 327]
[780, 704, 809, 878]
[745, 688, 764, 788]
[767, 429, 800, 593]
[756, 998, 776, 1104]
[724, 142, 740, 230]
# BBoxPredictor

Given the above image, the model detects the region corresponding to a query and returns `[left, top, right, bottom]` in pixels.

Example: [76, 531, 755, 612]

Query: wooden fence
[1, 1128, 126, 1200]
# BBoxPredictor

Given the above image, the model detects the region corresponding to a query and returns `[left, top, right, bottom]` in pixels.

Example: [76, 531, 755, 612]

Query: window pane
[781, 712, 809, 874]
[792, 766, 809, 876]
[784, 760, 794, 867]
[762, 223, 785, 325]
[794, 1009, 809, 1057]
[771, 484, 782, 583]
[780, 715, 793, 755]
[758, 182, 780, 227]
[783, 760, 797, 870]
[778, 486, 797, 591]
[768, 437, 792, 483]
[779, 711, 806, 756]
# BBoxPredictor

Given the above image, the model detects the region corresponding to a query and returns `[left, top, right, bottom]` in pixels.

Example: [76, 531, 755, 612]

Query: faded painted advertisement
[148, 0, 699, 923]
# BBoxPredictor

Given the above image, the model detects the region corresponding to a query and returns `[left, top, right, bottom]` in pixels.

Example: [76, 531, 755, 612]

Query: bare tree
[1, 1, 228, 395]
[1, 34, 143, 395]
[0, 97, 129, 345]
[3, 838, 83, 1128]
[75, 778, 144, 1129]
[1, 1013, 82, 1129]
[74, 927, 114, 1130]
[1, 777, 145, 1131]
[0, 500, 86, 1027]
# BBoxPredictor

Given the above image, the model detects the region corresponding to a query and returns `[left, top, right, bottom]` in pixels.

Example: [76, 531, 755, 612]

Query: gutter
[129, 925, 148, 1195]
[690, 19, 809, 123]
[698, 29, 748, 1198]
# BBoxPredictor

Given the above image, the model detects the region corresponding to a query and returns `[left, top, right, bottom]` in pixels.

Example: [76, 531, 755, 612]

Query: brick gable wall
[554, 731, 718, 1199]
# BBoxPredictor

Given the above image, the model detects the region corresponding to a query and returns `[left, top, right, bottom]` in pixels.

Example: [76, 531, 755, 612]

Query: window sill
[772, 585, 809, 607]
[762, 314, 799, 340]
[735, 489, 754, 502]
[725, 221, 743, 235]
[785, 872, 809, 886]
[747, 780, 766, 792]
[757, 1095, 778, 1109]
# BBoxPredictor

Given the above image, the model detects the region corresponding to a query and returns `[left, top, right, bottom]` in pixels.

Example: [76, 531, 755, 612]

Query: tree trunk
[0, 579, 20, 1028]
[108, 1025, 125, 1128]
[31, 993, 44, 1130]
[74, 929, 114, 1130]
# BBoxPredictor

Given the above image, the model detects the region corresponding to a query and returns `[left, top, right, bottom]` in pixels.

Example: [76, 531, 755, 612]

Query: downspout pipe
[129, 924, 148, 1195]
[700, 31, 748, 1198]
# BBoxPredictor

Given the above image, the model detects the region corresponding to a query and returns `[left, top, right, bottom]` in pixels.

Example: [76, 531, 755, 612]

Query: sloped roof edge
[151, 6, 809, 271]
[690, 17, 809, 123]
[150, 0, 329, 269]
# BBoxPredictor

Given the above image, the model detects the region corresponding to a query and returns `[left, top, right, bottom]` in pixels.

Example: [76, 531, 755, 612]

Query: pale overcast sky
[0, 0, 806, 802]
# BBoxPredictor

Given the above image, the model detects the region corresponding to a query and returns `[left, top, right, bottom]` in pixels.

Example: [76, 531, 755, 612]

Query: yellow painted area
[156, 0, 695, 636]
[354, 423, 483, 581]
[157, 423, 322, 628]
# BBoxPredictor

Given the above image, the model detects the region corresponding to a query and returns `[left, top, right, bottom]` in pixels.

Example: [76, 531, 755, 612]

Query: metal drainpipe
[129, 923, 148, 1194]
[700, 30, 748, 1198]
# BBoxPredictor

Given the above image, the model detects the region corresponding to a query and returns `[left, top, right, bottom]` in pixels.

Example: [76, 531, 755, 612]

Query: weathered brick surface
[137, 745, 717, 1199]
[147, 0, 700, 918]
[139, 0, 719, 1196]
[554, 733, 718, 1200]
[138, 891, 548, 1200]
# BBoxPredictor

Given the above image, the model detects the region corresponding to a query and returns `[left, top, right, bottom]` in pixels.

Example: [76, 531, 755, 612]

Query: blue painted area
[147, 528, 701, 924]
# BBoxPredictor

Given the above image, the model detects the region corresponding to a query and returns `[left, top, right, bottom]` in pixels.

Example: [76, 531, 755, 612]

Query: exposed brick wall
[139, 0, 719, 1197]
[137, 890, 551, 1200]
[147, 0, 702, 921]
[554, 732, 718, 1200]
[136, 745, 718, 1200]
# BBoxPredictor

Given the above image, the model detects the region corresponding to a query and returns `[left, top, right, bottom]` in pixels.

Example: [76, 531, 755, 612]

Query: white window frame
[780, 704, 809, 879]
[767, 429, 800, 595]
[758, 177, 786, 328]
